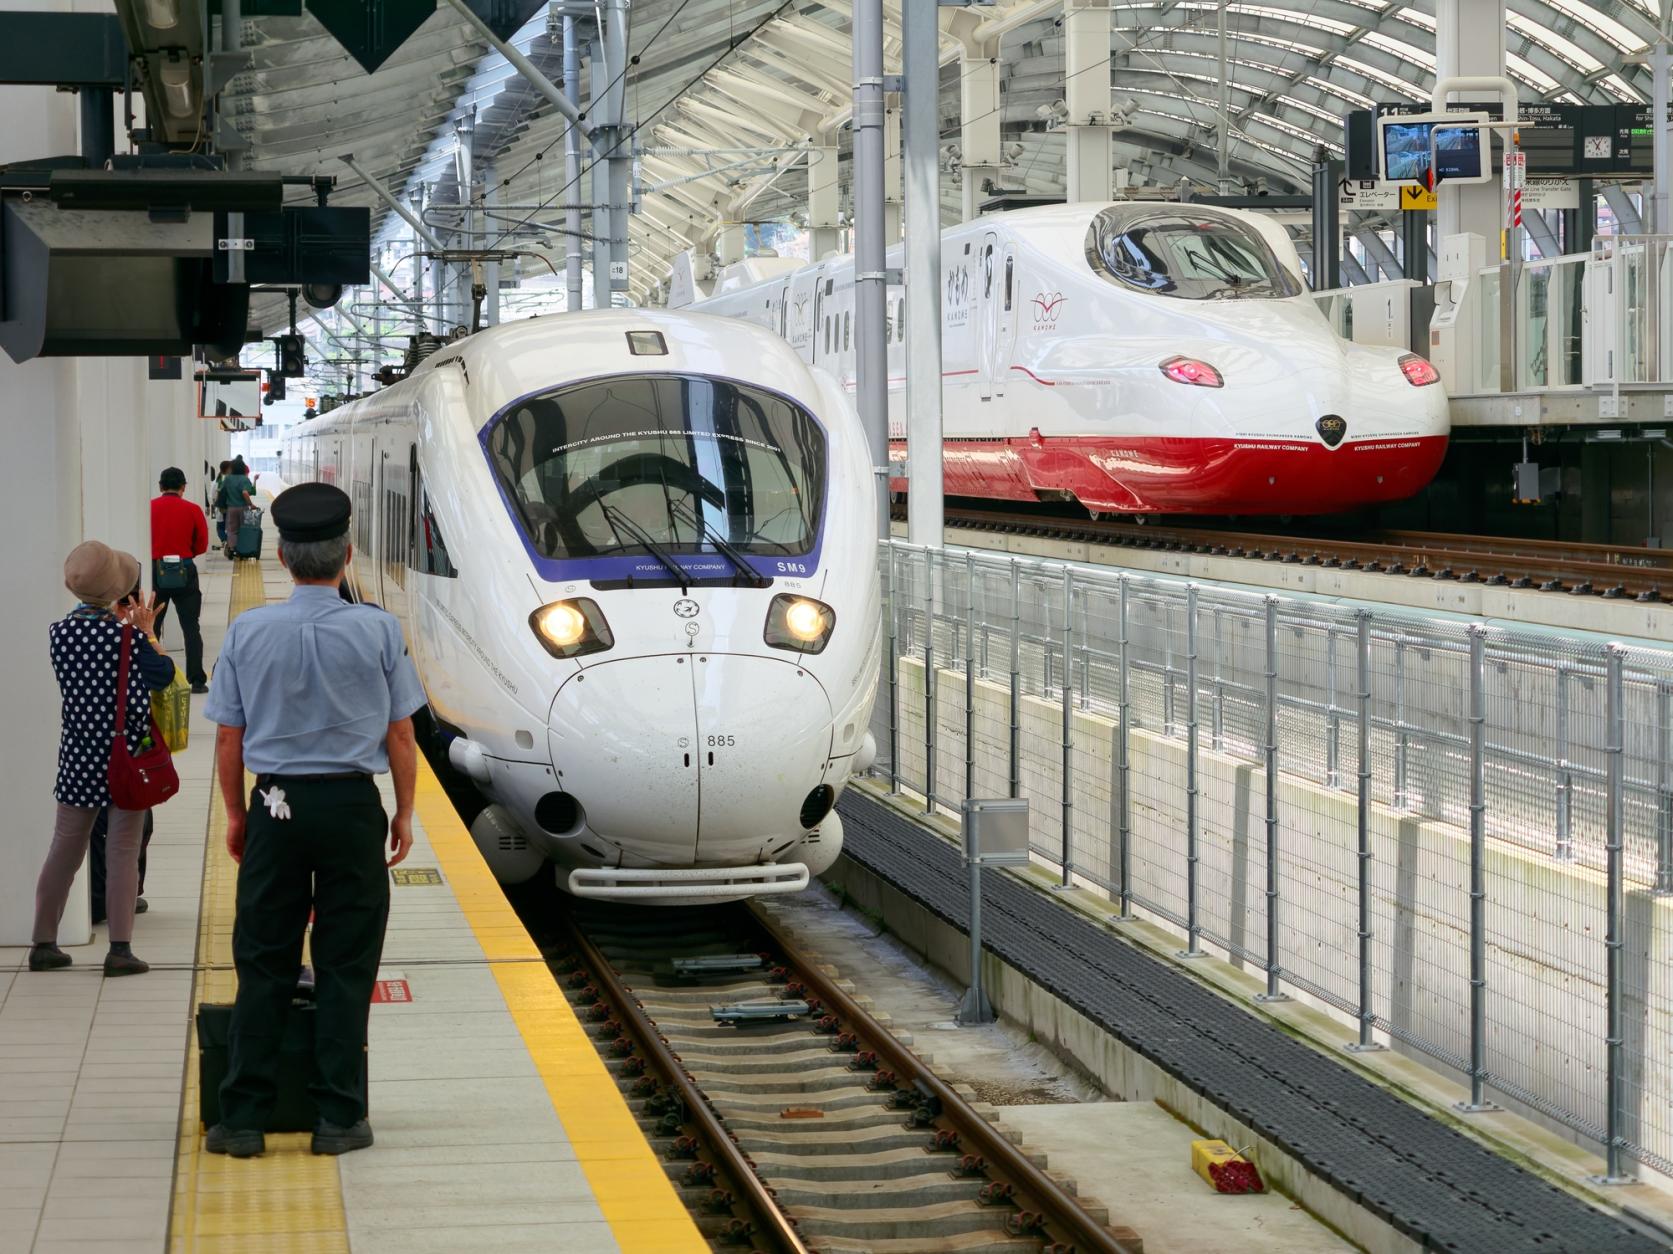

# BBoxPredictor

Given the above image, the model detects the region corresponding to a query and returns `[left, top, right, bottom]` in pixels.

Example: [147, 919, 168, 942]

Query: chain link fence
[867, 540, 1673, 1180]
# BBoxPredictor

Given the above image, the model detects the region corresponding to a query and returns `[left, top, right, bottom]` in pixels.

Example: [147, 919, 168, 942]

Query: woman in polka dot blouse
[29, 541, 176, 977]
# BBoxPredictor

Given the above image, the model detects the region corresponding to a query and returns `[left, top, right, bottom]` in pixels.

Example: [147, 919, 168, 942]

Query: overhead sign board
[1339, 175, 1577, 213]
[1337, 178, 1402, 211]
[1399, 184, 1438, 211]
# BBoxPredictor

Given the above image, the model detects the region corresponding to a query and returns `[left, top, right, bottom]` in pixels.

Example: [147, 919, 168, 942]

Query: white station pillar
[1434, 0, 1508, 246]
[808, 137, 841, 259]
[1064, 0, 1113, 203]
[0, 76, 205, 947]
[959, 38, 1002, 221]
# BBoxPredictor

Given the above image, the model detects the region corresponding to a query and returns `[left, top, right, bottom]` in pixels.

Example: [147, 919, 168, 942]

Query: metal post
[1181, 585, 1202, 957]
[853, 0, 891, 539]
[1657, 681, 1673, 893]
[481, 160, 499, 327]
[924, 547, 937, 813]
[601, 0, 631, 302]
[961, 841, 994, 1025]
[1163, 605, 1177, 736]
[1651, 41, 1671, 237]
[1256, 597, 1286, 1001]
[1325, 624, 1341, 788]
[1457, 625, 1496, 1109]
[1216, 0, 1232, 194]
[563, 14, 585, 311]
[903, 0, 944, 548]
[78, 86, 115, 167]
[886, 544, 900, 793]
[1556, 663, 1574, 860]
[1117, 576, 1133, 919]
[1346, 610, 1382, 1051]
[1058, 569, 1076, 888]
[589, 32, 613, 309]
[965, 553, 977, 803]
[1008, 560, 1021, 799]
[1592, 644, 1635, 1184]
[1211, 605, 1225, 751]
[1393, 636, 1409, 809]
[222, 0, 245, 286]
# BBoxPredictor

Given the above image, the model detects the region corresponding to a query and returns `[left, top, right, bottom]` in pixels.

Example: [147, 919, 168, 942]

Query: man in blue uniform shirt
[203, 482, 426, 1158]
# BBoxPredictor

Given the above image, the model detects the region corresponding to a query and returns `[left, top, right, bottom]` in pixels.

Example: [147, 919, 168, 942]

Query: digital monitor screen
[1382, 120, 1484, 182]
[198, 374, 261, 421]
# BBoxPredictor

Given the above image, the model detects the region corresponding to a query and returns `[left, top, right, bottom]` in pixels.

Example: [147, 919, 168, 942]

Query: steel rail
[931, 507, 1671, 600]
[749, 908, 1142, 1254]
[560, 916, 814, 1254]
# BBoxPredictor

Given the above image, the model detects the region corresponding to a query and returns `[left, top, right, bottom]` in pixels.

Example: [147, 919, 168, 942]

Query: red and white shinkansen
[679, 202, 1450, 517]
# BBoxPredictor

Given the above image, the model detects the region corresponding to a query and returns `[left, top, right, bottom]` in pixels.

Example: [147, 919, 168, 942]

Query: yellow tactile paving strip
[415, 766, 707, 1252]
[169, 555, 703, 1252]
[169, 558, 350, 1253]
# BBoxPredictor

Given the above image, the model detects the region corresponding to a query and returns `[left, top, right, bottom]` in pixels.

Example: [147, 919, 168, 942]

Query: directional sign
[1399, 184, 1438, 211]
[1524, 177, 1579, 211]
[1337, 178, 1402, 211]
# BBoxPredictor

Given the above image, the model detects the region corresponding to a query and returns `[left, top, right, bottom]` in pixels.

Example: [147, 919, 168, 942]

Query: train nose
[547, 653, 835, 865]
[691, 654, 834, 854]
[548, 656, 701, 863]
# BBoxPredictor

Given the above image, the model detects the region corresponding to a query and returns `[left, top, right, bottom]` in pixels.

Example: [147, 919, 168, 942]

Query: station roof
[226, 0, 1671, 321]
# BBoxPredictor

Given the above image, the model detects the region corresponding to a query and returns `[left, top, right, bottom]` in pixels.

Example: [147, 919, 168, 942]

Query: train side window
[1004, 256, 1013, 311]
[983, 245, 993, 298]
[416, 488, 458, 579]
[843, 311, 851, 352]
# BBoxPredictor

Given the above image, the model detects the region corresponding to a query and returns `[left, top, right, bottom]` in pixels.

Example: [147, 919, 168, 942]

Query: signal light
[273, 333, 306, 378]
[1159, 355, 1224, 388]
[1398, 353, 1440, 387]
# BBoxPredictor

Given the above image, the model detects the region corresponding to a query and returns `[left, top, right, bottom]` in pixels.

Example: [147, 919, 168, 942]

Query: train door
[811, 276, 826, 366]
[993, 245, 1018, 399]
[977, 231, 999, 401]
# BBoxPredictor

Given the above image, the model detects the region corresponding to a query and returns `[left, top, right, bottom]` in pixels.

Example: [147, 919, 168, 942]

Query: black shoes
[312, 1119, 374, 1155]
[206, 1125, 265, 1158]
[27, 944, 71, 971]
[190, 682, 209, 695]
[134, 898, 149, 914]
[102, 950, 150, 977]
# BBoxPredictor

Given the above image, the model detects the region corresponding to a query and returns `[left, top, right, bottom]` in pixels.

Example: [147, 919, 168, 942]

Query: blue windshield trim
[477, 373, 827, 584]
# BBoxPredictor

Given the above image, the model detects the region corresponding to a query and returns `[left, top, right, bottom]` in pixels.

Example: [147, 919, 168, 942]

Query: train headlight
[765, 594, 836, 654]
[529, 598, 614, 659]
[1398, 353, 1440, 387]
[1159, 355, 1224, 388]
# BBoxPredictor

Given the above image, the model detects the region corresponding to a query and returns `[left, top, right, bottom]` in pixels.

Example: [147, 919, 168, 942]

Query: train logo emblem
[673, 598, 700, 618]
[1315, 415, 1347, 448]
[1031, 292, 1066, 331]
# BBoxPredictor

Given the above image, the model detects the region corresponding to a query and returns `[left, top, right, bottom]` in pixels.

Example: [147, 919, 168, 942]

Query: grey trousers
[223, 506, 246, 556]
[33, 803, 145, 946]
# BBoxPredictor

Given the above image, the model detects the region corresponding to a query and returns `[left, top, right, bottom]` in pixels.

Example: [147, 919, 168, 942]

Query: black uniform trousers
[219, 776, 389, 1131]
[153, 561, 207, 687]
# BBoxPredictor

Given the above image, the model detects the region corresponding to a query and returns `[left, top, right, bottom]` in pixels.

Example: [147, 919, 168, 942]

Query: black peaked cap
[272, 482, 352, 543]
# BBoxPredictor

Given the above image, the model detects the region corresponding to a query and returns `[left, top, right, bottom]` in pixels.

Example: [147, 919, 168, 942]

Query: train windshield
[1086, 208, 1301, 300]
[485, 373, 825, 565]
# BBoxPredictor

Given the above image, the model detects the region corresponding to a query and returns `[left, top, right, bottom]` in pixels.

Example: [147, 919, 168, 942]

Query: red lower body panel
[890, 434, 1450, 516]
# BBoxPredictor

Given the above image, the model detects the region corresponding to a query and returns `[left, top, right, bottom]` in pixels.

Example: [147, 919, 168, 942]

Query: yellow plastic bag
[150, 669, 190, 753]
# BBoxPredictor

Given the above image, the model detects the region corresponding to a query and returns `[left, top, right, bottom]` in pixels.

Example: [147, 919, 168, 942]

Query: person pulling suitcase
[203, 483, 424, 1159]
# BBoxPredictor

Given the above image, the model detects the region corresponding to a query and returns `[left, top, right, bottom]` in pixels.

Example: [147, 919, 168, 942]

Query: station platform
[833, 786, 1673, 1254]
[1, 550, 703, 1254]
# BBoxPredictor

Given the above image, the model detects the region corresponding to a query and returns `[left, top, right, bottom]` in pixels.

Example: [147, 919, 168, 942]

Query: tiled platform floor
[3, 543, 702, 1254]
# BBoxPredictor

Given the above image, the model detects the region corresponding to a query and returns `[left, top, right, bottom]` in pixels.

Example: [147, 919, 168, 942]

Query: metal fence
[868, 540, 1673, 1181]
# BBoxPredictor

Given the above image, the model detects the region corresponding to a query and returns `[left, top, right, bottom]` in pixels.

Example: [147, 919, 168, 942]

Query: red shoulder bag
[108, 625, 180, 810]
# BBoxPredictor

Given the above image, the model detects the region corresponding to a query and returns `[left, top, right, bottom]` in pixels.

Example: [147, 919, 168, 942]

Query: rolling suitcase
[235, 507, 263, 559]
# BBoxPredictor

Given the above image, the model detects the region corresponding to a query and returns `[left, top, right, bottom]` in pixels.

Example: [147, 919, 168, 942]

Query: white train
[280, 311, 881, 901]
[679, 203, 1450, 517]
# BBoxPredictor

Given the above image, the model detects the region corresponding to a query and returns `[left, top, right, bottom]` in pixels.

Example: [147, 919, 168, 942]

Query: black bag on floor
[196, 998, 368, 1132]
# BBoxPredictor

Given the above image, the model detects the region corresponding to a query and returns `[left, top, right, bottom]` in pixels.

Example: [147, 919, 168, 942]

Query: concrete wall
[887, 654, 1673, 1170]
[0, 29, 229, 946]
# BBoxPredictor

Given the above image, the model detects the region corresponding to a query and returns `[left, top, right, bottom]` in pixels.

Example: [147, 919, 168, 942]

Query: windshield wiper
[599, 501, 688, 587]
[672, 500, 771, 588]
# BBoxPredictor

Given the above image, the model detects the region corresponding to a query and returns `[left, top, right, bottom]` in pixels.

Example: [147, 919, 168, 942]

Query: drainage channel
[548, 901, 1140, 1254]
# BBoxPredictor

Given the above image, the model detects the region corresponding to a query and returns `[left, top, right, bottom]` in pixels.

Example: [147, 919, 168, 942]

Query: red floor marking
[372, 979, 412, 1003]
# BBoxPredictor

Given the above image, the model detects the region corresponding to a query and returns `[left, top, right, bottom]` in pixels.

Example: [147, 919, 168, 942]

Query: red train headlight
[1398, 353, 1440, 387]
[1159, 355, 1224, 388]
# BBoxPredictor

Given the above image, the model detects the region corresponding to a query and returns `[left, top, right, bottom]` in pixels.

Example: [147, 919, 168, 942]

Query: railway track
[542, 900, 1139, 1254]
[929, 507, 1673, 602]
